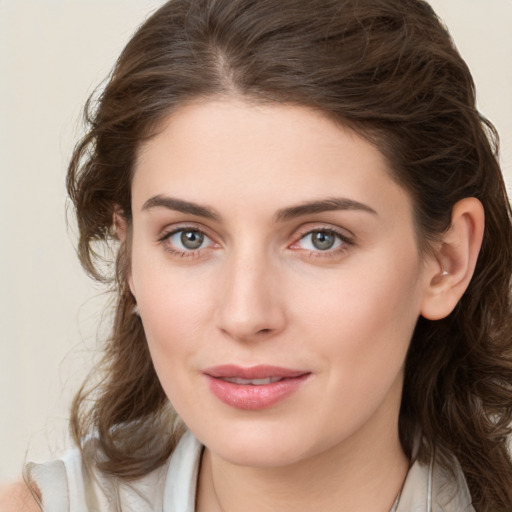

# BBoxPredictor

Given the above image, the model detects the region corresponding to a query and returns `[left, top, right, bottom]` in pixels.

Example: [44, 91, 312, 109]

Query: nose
[215, 248, 287, 343]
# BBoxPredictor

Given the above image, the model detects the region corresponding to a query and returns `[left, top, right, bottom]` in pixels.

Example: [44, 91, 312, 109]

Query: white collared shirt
[27, 430, 475, 512]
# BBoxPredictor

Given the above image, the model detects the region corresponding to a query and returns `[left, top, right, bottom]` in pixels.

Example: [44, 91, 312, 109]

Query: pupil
[181, 230, 204, 249]
[312, 231, 334, 250]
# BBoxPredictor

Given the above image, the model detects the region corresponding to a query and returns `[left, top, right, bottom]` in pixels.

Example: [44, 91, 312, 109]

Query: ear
[420, 197, 485, 320]
[113, 208, 136, 296]
[113, 207, 128, 242]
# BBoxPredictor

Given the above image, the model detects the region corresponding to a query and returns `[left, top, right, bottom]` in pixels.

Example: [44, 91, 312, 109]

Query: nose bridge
[216, 241, 285, 341]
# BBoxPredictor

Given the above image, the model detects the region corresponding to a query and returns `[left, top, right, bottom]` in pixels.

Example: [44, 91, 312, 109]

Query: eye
[304, 231, 340, 250]
[162, 228, 213, 253]
[294, 229, 348, 252]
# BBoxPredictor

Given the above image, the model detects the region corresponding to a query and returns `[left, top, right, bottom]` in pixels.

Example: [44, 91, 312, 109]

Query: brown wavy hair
[67, 0, 512, 509]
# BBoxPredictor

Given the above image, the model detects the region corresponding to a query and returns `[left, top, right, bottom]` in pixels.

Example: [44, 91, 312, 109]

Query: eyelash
[158, 226, 216, 259]
[290, 227, 353, 259]
[158, 225, 353, 260]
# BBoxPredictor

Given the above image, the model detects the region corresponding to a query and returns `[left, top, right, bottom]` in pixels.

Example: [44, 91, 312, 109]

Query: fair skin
[0, 99, 483, 511]
[0, 482, 40, 512]
[127, 99, 483, 512]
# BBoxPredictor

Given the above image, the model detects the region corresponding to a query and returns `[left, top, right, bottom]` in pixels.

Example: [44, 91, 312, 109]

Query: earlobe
[421, 197, 485, 321]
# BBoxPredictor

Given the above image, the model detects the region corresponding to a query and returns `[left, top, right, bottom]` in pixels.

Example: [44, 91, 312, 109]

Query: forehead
[132, 99, 414, 226]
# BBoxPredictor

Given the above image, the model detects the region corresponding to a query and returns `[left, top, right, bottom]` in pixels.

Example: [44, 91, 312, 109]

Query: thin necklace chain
[210, 462, 228, 512]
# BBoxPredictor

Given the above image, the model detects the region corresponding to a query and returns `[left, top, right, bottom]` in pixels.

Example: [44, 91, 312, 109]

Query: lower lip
[205, 374, 310, 410]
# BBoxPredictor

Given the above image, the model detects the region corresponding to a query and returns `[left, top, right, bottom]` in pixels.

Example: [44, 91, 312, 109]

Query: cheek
[136, 274, 211, 352]
[297, 248, 424, 378]
[129, 246, 215, 371]
[135, 277, 210, 409]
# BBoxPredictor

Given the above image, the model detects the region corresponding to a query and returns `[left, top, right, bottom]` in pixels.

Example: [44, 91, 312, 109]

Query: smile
[204, 365, 311, 410]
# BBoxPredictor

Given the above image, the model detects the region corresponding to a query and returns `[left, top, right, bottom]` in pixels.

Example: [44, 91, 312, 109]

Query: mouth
[220, 376, 284, 385]
[203, 365, 311, 410]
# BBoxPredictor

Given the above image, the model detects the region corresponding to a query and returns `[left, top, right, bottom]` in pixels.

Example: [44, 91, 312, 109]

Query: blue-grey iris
[181, 230, 204, 249]
[312, 231, 335, 250]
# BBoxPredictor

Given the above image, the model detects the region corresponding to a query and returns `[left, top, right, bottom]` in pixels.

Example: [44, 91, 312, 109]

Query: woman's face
[129, 99, 434, 467]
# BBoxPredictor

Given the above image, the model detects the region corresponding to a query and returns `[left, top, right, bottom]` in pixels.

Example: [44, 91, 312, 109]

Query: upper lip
[204, 365, 309, 379]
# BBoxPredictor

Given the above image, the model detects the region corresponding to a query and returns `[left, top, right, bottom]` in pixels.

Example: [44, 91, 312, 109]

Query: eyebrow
[141, 195, 377, 222]
[274, 197, 377, 222]
[142, 195, 221, 220]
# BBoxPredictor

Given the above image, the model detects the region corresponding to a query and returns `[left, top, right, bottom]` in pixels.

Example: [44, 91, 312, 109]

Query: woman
[3, 0, 512, 510]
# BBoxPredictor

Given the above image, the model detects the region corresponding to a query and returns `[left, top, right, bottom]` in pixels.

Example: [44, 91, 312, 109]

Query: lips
[204, 365, 311, 410]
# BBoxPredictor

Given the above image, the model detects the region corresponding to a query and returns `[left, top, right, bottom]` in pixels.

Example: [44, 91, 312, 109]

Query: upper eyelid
[293, 230, 349, 247]
[158, 223, 214, 240]
[293, 223, 354, 241]
[299, 229, 348, 241]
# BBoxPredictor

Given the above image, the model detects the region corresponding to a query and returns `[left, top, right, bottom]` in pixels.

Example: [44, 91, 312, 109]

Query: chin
[190, 418, 331, 468]
[213, 441, 309, 468]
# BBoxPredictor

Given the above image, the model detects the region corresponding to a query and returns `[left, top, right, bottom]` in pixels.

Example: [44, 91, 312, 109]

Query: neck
[196, 413, 408, 512]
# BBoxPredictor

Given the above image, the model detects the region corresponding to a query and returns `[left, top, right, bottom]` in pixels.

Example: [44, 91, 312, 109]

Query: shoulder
[0, 480, 41, 512]
[26, 438, 177, 512]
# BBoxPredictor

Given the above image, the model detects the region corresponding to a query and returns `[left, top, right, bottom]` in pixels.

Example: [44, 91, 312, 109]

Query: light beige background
[1, 0, 511, 482]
